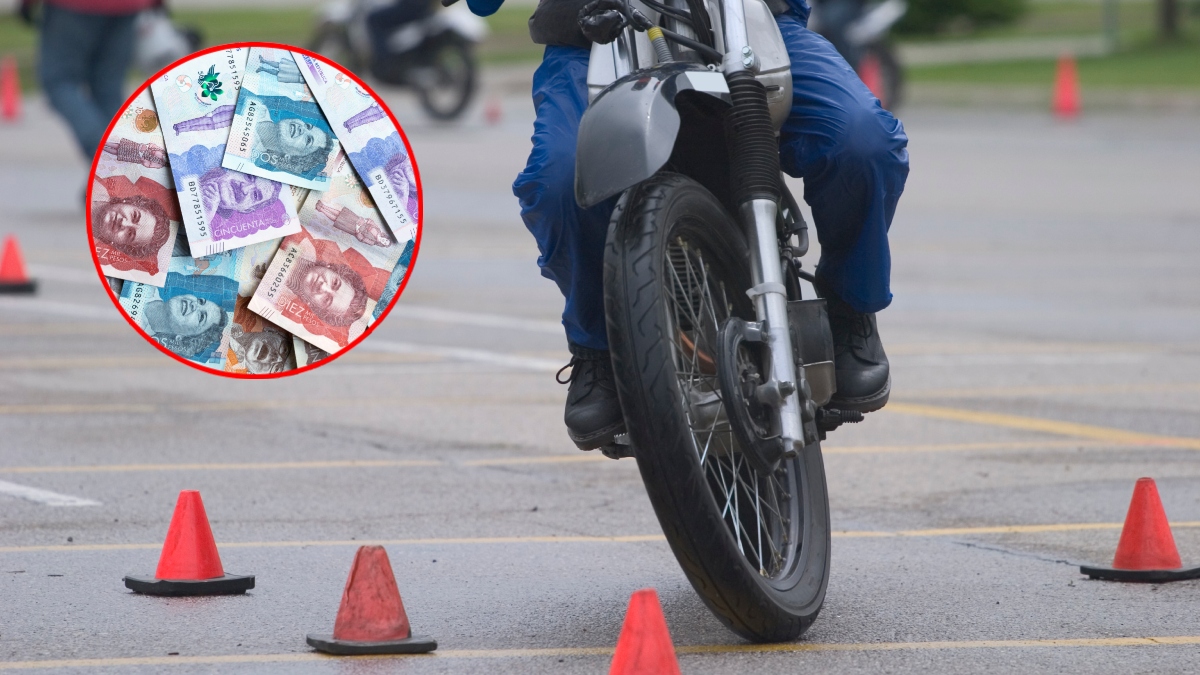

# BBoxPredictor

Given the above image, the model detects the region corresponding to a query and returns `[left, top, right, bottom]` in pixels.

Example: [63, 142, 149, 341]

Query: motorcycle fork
[742, 198, 810, 453]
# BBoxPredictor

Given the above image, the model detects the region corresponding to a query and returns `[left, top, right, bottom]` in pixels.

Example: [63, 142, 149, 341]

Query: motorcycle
[310, 0, 488, 120]
[808, 0, 907, 109]
[568, 0, 871, 642]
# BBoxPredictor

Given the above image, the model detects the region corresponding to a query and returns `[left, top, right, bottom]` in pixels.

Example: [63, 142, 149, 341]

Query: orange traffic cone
[0, 235, 36, 294]
[307, 546, 437, 655]
[484, 96, 502, 125]
[609, 589, 681, 675]
[1081, 478, 1200, 582]
[858, 53, 883, 103]
[1, 56, 19, 122]
[1052, 53, 1081, 119]
[124, 490, 255, 595]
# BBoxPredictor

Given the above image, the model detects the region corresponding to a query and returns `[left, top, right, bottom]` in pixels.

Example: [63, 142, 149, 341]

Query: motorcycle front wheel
[604, 173, 831, 643]
[415, 36, 476, 121]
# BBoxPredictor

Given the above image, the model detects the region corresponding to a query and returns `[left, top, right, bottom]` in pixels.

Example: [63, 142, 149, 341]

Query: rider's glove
[578, 0, 628, 45]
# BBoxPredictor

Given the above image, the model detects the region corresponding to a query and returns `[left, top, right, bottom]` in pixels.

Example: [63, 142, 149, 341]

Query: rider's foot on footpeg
[558, 345, 627, 450]
[823, 292, 890, 413]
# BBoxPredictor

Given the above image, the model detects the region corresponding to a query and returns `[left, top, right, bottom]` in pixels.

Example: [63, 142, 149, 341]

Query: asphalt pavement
[1, 75, 1200, 674]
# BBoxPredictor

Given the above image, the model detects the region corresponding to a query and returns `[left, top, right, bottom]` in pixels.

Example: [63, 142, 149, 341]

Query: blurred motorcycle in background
[808, 0, 906, 109]
[311, 0, 488, 120]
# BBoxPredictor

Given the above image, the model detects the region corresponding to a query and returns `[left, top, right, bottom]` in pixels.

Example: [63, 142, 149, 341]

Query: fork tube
[743, 200, 805, 452]
[720, 0, 749, 72]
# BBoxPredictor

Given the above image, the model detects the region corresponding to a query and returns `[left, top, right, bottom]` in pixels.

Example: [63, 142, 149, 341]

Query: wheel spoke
[663, 233, 796, 580]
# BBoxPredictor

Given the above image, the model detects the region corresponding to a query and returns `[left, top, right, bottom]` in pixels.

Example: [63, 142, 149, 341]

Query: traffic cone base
[123, 573, 254, 596]
[1079, 564, 1200, 583]
[305, 634, 437, 655]
[0, 279, 36, 294]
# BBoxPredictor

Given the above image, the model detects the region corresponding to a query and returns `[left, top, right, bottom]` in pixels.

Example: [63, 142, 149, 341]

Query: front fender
[575, 64, 730, 209]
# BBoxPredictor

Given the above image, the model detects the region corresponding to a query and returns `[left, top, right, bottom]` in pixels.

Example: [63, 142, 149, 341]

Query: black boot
[558, 344, 626, 450]
[823, 292, 891, 413]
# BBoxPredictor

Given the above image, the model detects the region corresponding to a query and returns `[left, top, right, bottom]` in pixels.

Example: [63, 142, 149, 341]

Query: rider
[466, 0, 908, 450]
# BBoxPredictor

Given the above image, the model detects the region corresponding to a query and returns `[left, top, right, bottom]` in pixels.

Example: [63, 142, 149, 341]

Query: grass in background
[0, 5, 537, 95]
[909, 38, 1200, 88]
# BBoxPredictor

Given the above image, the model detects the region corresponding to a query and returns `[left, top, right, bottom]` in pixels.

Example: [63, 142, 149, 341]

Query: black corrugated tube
[724, 70, 780, 205]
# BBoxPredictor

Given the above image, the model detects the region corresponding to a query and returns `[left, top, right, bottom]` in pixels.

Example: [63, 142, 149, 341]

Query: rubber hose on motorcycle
[724, 71, 779, 205]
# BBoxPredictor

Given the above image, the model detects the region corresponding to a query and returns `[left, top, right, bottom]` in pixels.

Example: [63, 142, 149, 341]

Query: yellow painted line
[8, 521, 1200, 555]
[0, 535, 667, 554]
[0, 356, 167, 370]
[0, 396, 562, 416]
[4, 635, 1200, 669]
[0, 455, 606, 475]
[823, 440, 1118, 455]
[900, 382, 1200, 399]
[462, 455, 608, 466]
[0, 459, 443, 475]
[0, 323, 125, 336]
[887, 402, 1200, 450]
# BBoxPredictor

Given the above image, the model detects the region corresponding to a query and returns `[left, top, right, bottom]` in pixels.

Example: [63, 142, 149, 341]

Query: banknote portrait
[229, 324, 293, 374]
[142, 272, 237, 360]
[285, 257, 369, 327]
[169, 144, 296, 246]
[345, 131, 418, 236]
[91, 175, 180, 267]
[245, 92, 337, 181]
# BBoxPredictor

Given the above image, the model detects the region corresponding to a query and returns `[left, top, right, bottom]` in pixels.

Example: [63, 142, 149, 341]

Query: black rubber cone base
[0, 280, 36, 294]
[124, 574, 254, 596]
[1080, 565, 1200, 583]
[306, 633, 437, 655]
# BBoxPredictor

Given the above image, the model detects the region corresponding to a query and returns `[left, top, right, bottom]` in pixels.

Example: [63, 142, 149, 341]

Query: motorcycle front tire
[604, 173, 831, 643]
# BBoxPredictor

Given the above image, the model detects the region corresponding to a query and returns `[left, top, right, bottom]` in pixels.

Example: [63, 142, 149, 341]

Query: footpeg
[599, 433, 634, 460]
[817, 408, 863, 434]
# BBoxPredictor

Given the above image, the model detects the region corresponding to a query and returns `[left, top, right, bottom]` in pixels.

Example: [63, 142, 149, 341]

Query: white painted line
[25, 264, 100, 286]
[0, 298, 120, 321]
[389, 304, 562, 334]
[361, 339, 563, 372]
[0, 480, 101, 506]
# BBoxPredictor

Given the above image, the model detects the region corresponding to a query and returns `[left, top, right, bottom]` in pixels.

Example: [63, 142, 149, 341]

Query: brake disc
[716, 317, 786, 473]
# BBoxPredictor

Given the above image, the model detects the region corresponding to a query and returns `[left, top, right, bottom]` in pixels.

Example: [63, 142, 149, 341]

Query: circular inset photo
[88, 43, 421, 378]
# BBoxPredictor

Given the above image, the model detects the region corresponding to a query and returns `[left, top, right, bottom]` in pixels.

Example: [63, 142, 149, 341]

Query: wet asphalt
[1, 76, 1200, 673]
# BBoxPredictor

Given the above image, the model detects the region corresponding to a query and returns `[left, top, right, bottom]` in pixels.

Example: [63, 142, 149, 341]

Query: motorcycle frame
[576, 0, 814, 452]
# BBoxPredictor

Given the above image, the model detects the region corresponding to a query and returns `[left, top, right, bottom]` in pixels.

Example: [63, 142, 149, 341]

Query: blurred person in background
[18, 0, 159, 164]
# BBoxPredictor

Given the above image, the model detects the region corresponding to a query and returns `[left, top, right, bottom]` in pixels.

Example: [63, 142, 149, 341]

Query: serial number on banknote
[267, 246, 299, 300]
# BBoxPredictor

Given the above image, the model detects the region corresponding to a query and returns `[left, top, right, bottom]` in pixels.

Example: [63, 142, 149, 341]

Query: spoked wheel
[415, 37, 476, 121]
[605, 173, 831, 642]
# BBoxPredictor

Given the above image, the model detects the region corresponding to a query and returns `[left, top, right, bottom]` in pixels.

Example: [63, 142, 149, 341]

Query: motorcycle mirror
[441, 0, 460, 6]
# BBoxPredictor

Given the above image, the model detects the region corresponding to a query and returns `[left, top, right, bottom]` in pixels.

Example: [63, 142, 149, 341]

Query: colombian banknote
[293, 336, 330, 367]
[90, 88, 180, 287]
[105, 276, 124, 295]
[223, 48, 339, 191]
[151, 48, 302, 257]
[294, 53, 418, 242]
[249, 152, 403, 353]
[120, 253, 240, 370]
[371, 238, 415, 322]
[224, 238, 296, 374]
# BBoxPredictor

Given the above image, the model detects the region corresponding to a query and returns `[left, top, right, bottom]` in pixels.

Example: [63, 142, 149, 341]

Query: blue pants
[38, 4, 138, 160]
[513, 13, 909, 351]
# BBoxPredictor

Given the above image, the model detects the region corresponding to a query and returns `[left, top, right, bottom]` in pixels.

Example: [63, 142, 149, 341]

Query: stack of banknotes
[92, 47, 418, 374]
